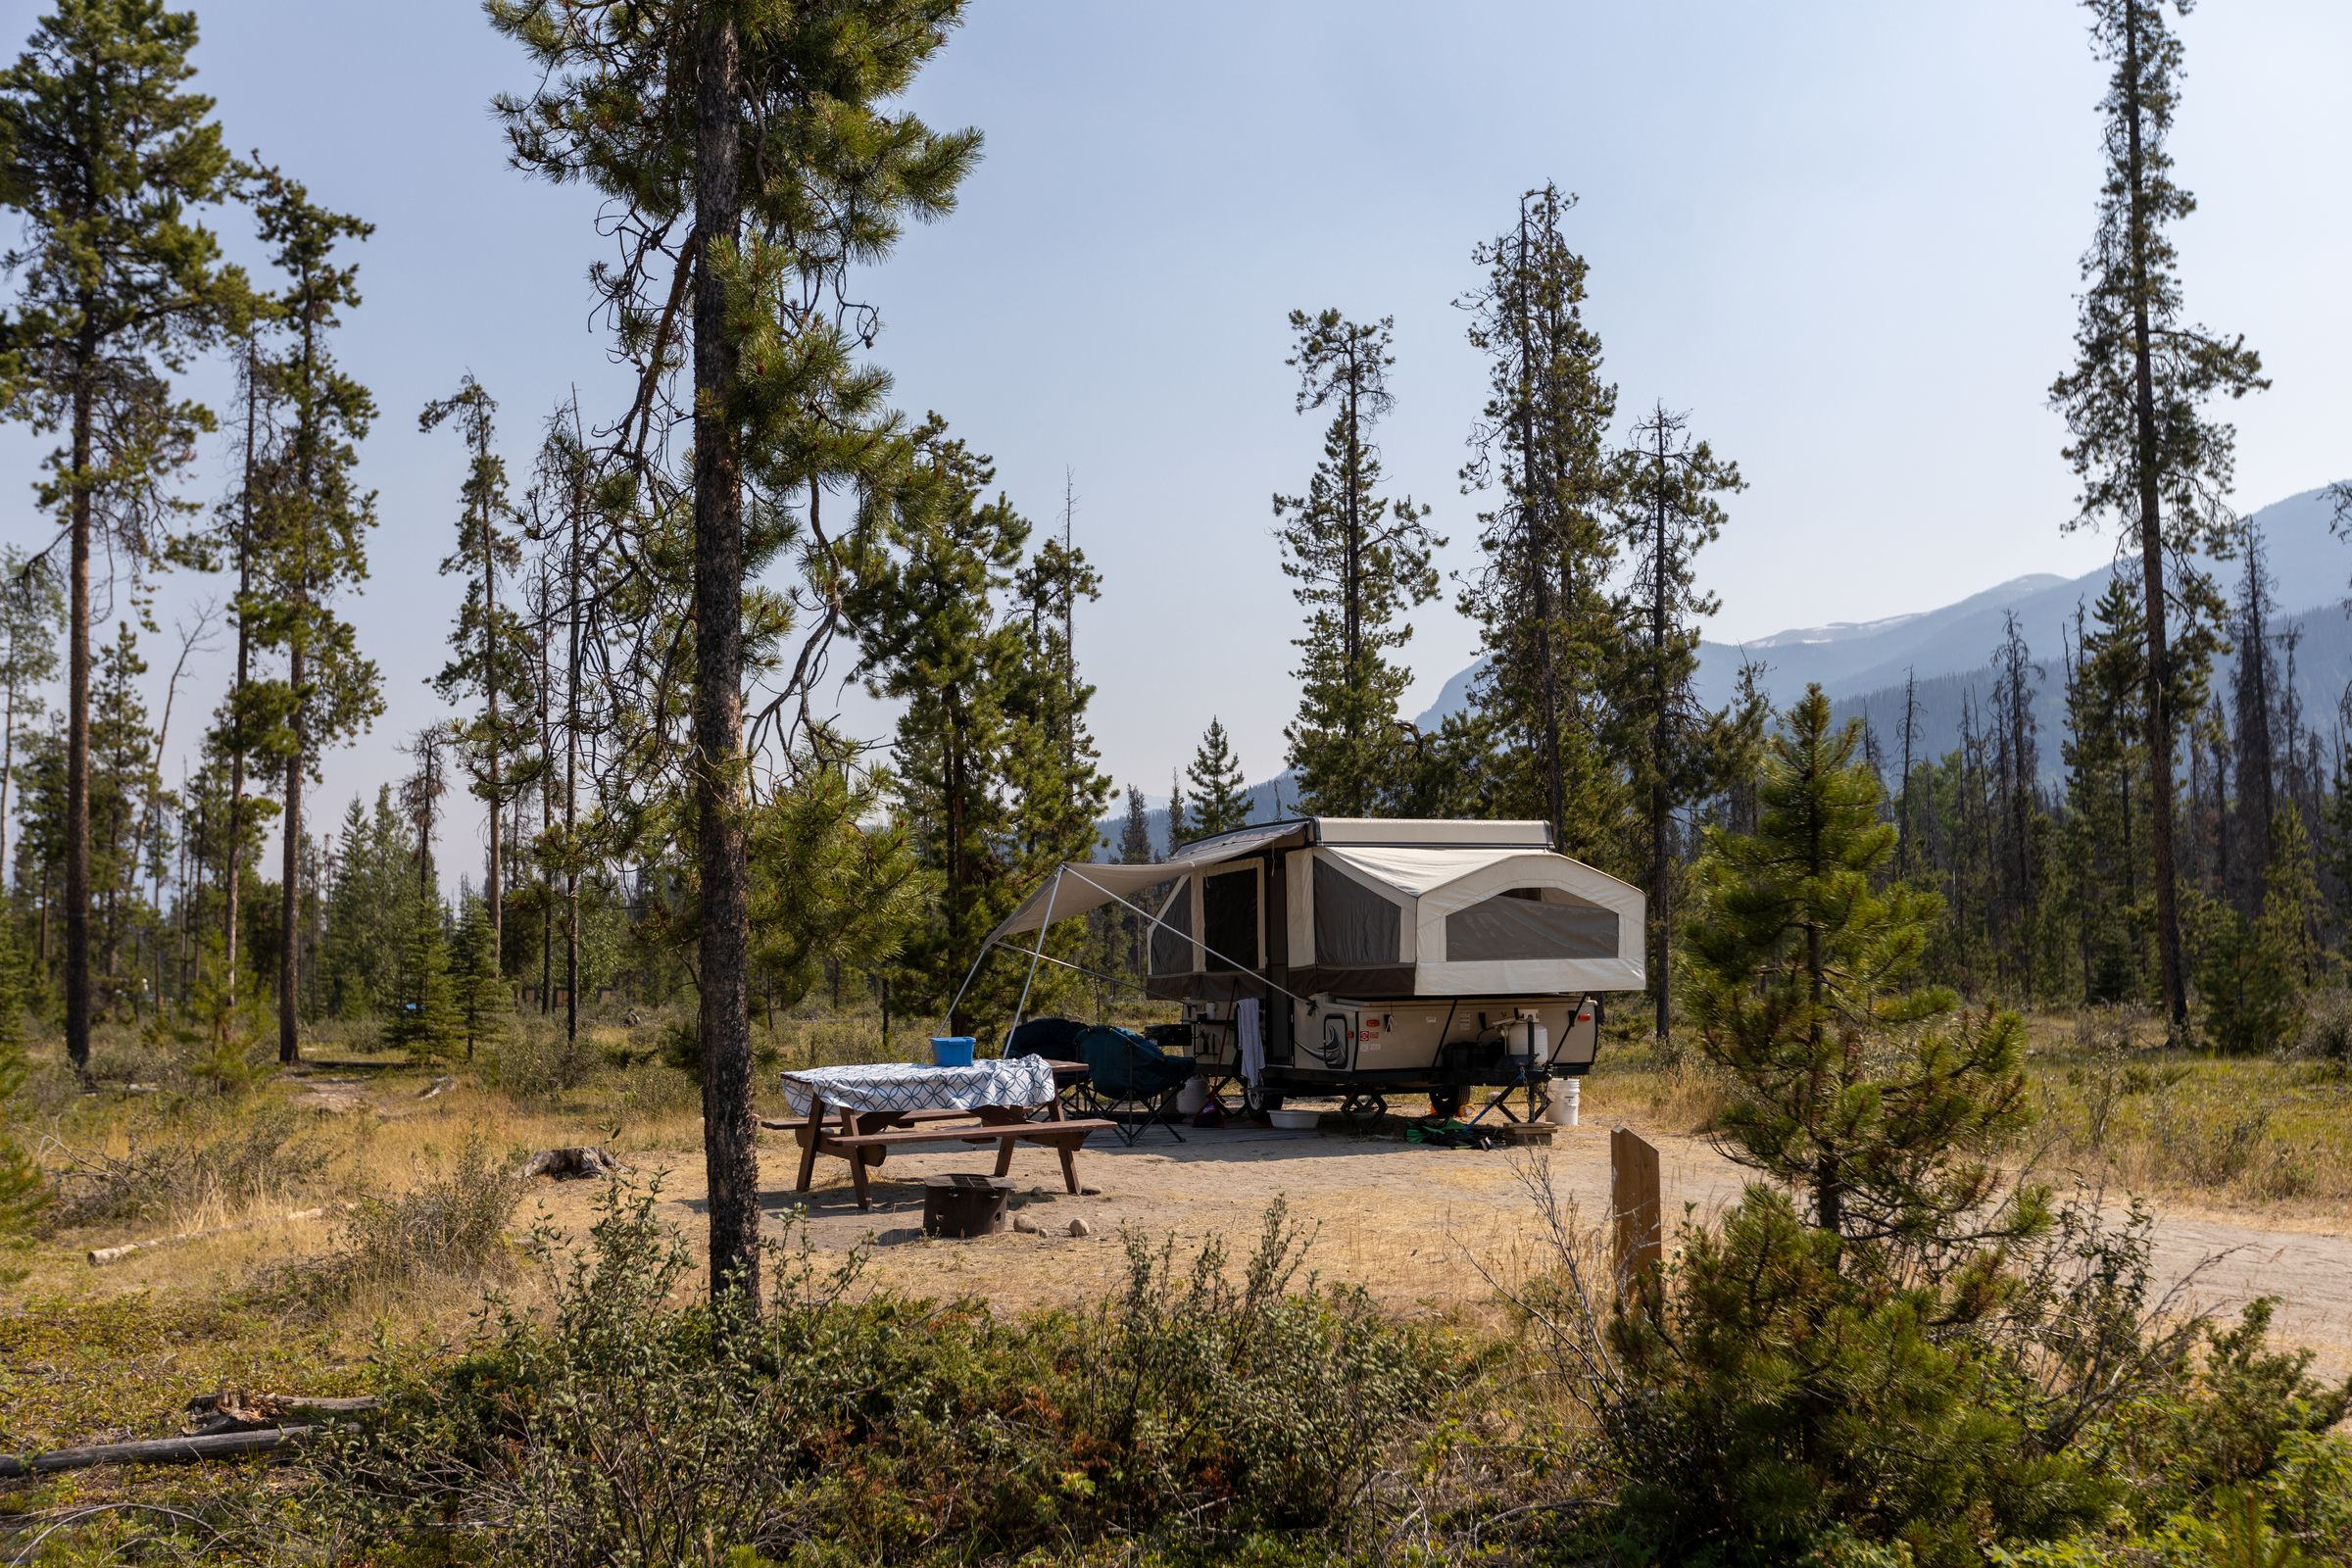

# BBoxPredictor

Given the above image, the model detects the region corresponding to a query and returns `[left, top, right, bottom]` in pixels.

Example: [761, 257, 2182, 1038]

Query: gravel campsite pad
[521, 1102, 2352, 1374]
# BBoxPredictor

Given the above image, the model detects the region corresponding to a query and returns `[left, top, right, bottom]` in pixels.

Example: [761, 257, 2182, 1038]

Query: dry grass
[2028, 1047, 2352, 1211]
[1592, 1005, 2352, 1219]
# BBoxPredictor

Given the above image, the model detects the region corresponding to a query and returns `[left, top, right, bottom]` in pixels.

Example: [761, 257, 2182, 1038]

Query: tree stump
[922, 1173, 1010, 1239]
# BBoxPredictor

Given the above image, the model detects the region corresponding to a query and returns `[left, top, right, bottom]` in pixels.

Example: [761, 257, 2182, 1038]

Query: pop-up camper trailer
[983, 817, 1645, 1118]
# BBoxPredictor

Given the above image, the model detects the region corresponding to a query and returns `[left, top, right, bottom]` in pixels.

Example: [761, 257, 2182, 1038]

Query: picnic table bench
[771, 1057, 1114, 1211]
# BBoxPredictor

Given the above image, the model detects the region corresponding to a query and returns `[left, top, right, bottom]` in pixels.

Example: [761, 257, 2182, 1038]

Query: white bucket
[1176, 1076, 1209, 1116]
[1548, 1077, 1580, 1126]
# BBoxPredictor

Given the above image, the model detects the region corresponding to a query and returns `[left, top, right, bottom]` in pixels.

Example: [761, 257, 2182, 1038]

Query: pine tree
[1117, 785, 1152, 865]
[1273, 309, 1441, 816]
[849, 422, 1028, 1033]
[2062, 583, 2151, 1004]
[0, 0, 244, 1071]
[1895, 667, 1921, 880]
[241, 167, 383, 1064]
[2229, 520, 2278, 911]
[452, 895, 507, 1060]
[422, 375, 536, 972]
[174, 935, 261, 1095]
[0, 924, 41, 1268]
[2257, 806, 2325, 993]
[1005, 512, 1111, 886]
[1185, 717, 1250, 840]
[1987, 612, 2043, 1000]
[0, 551, 61, 892]
[1683, 686, 2037, 1247]
[491, 0, 977, 1303]
[2049, 0, 2268, 1039]
[386, 898, 462, 1064]
[205, 294, 282, 1010]
[1115, 783, 1153, 975]
[748, 760, 928, 1019]
[1617, 402, 1743, 1041]
[1457, 184, 1621, 858]
[1165, 767, 1188, 856]
[88, 621, 154, 1004]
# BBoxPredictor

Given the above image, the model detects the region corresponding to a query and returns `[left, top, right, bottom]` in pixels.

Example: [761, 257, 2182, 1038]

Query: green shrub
[490, 1016, 600, 1101]
[1066, 1198, 1444, 1533]
[317, 1187, 1446, 1565]
[1592, 1188, 2114, 1568]
[2293, 989, 2352, 1073]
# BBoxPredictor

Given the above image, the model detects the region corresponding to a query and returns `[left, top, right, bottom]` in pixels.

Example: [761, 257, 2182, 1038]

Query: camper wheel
[1428, 1086, 1465, 1120]
[1243, 1083, 1284, 1117]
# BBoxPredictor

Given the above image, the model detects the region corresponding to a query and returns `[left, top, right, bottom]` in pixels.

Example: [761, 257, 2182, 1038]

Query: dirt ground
[519, 1089, 2352, 1373]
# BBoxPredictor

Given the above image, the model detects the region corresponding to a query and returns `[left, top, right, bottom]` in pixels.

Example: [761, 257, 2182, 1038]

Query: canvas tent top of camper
[988, 816, 1645, 1002]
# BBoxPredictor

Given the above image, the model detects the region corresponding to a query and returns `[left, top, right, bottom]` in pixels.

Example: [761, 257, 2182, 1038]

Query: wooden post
[1610, 1125, 1662, 1289]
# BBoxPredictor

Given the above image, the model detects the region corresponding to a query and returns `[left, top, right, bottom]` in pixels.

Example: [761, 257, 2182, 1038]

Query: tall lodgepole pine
[0, 0, 241, 1073]
[420, 374, 526, 979]
[688, 1, 756, 1300]
[1457, 185, 1620, 858]
[1616, 403, 1740, 1045]
[490, 0, 979, 1302]
[247, 169, 382, 1064]
[2049, 0, 2265, 1037]
[1273, 310, 1440, 816]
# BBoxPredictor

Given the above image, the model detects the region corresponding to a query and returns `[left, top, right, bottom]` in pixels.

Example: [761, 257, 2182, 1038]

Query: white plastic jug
[1177, 1076, 1209, 1116]
[1548, 1077, 1580, 1126]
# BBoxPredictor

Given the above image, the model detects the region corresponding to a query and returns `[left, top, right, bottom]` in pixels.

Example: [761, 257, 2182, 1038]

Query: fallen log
[517, 1146, 627, 1181]
[87, 1203, 350, 1267]
[417, 1075, 454, 1101]
[0, 1425, 321, 1478]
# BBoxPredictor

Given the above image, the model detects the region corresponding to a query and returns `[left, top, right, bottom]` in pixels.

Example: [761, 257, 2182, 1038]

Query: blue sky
[1, 0, 2346, 887]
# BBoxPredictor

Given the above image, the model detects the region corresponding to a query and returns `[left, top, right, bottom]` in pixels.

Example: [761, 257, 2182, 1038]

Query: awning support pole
[1005, 866, 1064, 1047]
[1057, 865, 1311, 1006]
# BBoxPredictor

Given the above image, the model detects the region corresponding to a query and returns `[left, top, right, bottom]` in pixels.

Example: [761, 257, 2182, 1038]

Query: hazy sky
[2, 0, 2347, 888]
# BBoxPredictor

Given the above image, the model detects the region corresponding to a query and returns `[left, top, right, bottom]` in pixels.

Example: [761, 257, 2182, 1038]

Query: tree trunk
[227, 337, 260, 1005]
[2, 685, 15, 900]
[2121, 1, 2186, 1037]
[538, 581, 553, 1016]
[482, 463, 503, 974]
[1650, 433, 1672, 1044]
[279, 640, 304, 1065]
[65, 372, 93, 1074]
[564, 457, 582, 1053]
[1510, 204, 1565, 847]
[693, 6, 759, 1305]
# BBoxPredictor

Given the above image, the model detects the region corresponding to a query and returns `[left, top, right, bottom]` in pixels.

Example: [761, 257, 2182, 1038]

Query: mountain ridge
[1101, 482, 2347, 849]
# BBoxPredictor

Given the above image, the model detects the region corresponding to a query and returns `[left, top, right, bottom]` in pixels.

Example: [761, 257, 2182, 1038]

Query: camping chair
[1073, 1025, 1192, 1145]
[1004, 1015, 1094, 1116]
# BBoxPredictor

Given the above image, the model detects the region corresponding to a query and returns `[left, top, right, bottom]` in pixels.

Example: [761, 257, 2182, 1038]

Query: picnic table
[774, 1056, 1115, 1211]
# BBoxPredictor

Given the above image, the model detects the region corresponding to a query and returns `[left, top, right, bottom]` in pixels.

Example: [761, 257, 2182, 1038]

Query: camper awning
[986, 819, 1307, 942]
[986, 815, 1642, 1001]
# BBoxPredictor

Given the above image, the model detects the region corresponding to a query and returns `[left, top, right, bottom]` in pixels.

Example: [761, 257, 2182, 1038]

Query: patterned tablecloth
[780, 1055, 1056, 1117]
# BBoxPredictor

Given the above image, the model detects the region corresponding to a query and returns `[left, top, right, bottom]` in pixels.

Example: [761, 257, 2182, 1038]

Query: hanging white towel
[1235, 997, 1265, 1087]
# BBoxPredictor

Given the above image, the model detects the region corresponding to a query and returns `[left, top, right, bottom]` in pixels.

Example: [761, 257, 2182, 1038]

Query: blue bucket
[930, 1036, 976, 1068]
